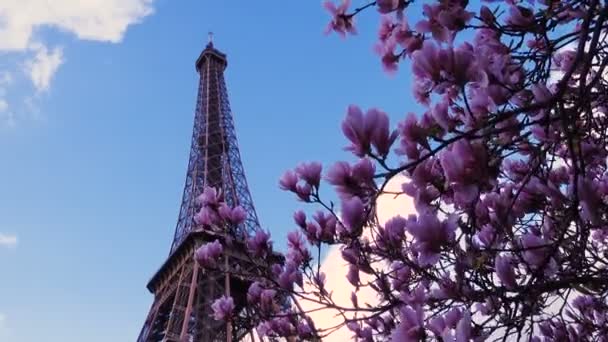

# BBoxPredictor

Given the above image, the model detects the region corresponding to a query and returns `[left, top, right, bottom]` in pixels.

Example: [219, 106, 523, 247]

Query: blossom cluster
[195, 0, 608, 340]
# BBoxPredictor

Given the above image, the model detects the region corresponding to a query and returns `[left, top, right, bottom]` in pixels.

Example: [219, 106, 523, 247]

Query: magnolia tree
[194, 0, 608, 340]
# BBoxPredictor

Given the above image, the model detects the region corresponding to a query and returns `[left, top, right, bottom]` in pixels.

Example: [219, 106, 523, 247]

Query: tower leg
[179, 263, 200, 340]
[224, 255, 232, 342]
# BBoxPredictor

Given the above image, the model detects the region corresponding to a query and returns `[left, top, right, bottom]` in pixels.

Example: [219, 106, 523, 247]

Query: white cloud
[0, 0, 154, 51]
[0, 0, 154, 122]
[24, 44, 64, 92]
[301, 175, 415, 341]
[0, 233, 18, 248]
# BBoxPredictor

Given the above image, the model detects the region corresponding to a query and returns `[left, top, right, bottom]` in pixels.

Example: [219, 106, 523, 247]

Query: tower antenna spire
[208, 31, 214, 45]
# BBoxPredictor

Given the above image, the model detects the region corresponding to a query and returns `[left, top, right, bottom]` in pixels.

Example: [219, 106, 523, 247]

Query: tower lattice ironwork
[137, 38, 264, 342]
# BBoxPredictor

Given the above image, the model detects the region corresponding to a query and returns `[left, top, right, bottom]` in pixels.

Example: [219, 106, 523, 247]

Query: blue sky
[0, 1, 416, 340]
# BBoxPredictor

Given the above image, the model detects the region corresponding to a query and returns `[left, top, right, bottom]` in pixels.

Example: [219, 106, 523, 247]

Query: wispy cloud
[24, 44, 64, 93]
[0, 233, 18, 248]
[0, 0, 155, 125]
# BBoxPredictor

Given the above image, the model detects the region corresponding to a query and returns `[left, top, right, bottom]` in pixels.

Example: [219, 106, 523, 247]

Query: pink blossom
[376, 0, 402, 14]
[439, 139, 489, 206]
[368, 108, 398, 157]
[195, 240, 223, 268]
[506, 6, 535, 28]
[278, 261, 303, 290]
[194, 206, 220, 226]
[293, 210, 306, 228]
[578, 177, 602, 225]
[218, 204, 247, 225]
[455, 311, 472, 342]
[247, 229, 273, 257]
[326, 158, 375, 200]
[341, 196, 366, 234]
[412, 41, 441, 82]
[495, 255, 517, 289]
[376, 40, 400, 75]
[553, 50, 576, 72]
[415, 4, 450, 43]
[342, 105, 396, 157]
[323, 0, 356, 37]
[279, 170, 298, 192]
[391, 306, 425, 341]
[211, 295, 234, 321]
[196, 186, 221, 206]
[295, 183, 312, 201]
[479, 5, 495, 24]
[295, 162, 323, 188]
[431, 98, 455, 132]
[407, 213, 456, 265]
[346, 264, 359, 286]
[286, 231, 310, 266]
[531, 83, 553, 104]
[247, 282, 263, 304]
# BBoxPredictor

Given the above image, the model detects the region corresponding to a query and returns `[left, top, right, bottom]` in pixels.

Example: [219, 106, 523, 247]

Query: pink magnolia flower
[531, 83, 553, 104]
[378, 15, 394, 42]
[578, 177, 602, 225]
[506, 6, 535, 28]
[455, 311, 472, 342]
[479, 5, 495, 24]
[326, 158, 376, 200]
[295, 162, 322, 188]
[312, 211, 337, 242]
[295, 183, 312, 202]
[346, 264, 359, 286]
[441, 43, 487, 87]
[553, 50, 576, 72]
[342, 105, 397, 157]
[376, 39, 400, 74]
[368, 108, 398, 157]
[279, 170, 298, 192]
[415, 4, 451, 43]
[196, 186, 221, 206]
[247, 281, 263, 304]
[495, 255, 518, 289]
[218, 204, 247, 225]
[520, 233, 557, 275]
[407, 213, 457, 266]
[323, 0, 356, 37]
[376, 0, 402, 14]
[286, 231, 310, 266]
[341, 196, 366, 234]
[246, 229, 273, 257]
[211, 295, 234, 321]
[431, 98, 455, 132]
[439, 139, 489, 206]
[293, 210, 306, 229]
[278, 261, 303, 290]
[391, 306, 425, 341]
[195, 240, 223, 268]
[259, 289, 278, 313]
[412, 41, 441, 82]
[194, 206, 220, 226]
[437, 4, 474, 32]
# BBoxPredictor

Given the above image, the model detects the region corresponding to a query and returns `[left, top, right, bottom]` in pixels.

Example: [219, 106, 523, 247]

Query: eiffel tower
[137, 35, 264, 342]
